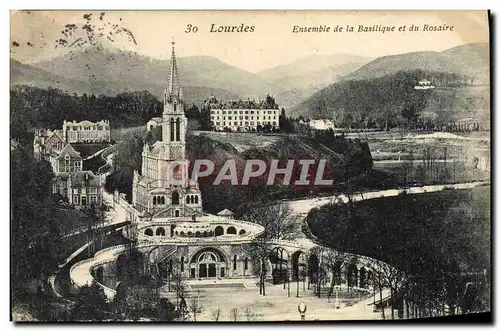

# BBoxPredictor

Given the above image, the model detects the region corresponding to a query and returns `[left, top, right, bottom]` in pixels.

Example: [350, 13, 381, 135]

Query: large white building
[206, 96, 280, 132]
[309, 119, 335, 131]
[63, 119, 111, 143]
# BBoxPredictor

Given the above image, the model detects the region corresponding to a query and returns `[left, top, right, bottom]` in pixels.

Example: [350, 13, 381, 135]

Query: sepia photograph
[9, 9, 491, 323]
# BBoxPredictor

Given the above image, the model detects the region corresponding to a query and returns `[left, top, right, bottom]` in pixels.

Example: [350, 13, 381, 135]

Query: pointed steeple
[165, 37, 182, 102]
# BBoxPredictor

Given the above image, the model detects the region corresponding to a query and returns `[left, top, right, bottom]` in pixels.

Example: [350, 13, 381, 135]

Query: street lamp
[298, 301, 307, 321]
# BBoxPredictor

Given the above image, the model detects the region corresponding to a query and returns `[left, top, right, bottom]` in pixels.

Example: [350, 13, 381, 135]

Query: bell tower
[162, 38, 187, 160]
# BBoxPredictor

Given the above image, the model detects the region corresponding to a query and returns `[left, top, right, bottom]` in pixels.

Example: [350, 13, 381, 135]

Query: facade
[33, 129, 65, 160]
[49, 144, 83, 174]
[206, 96, 280, 132]
[309, 119, 335, 131]
[63, 119, 111, 143]
[146, 117, 163, 131]
[53, 171, 103, 208]
[414, 79, 435, 90]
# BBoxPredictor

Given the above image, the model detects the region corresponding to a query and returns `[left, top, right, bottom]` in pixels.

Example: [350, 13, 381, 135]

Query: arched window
[244, 257, 248, 270]
[156, 227, 165, 236]
[172, 191, 180, 205]
[174, 103, 177, 112]
[161, 196, 165, 204]
[173, 165, 182, 180]
[194, 195, 199, 204]
[145, 228, 153, 236]
[187, 231, 193, 237]
[170, 119, 175, 142]
[214, 226, 224, 236]
[203, 231, 208, 237]
[233, 255, 237, 270]
[227, 226, 236, 235]
[180, 231, 185, 236]
[195, 231, 201, 237]
[181, 256, 184, 272]
[186, 196, 190, 204]
[176, 118, 181, 141]
[239, 229, 246, 235]
[175, 210, 180, 217]
[153, 196, 157, 205]
[149, 125, 154, 131]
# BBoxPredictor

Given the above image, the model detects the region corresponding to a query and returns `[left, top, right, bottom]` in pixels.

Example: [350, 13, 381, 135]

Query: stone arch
[347, 263, 358, 288]
[239, 229, 246, 235]
[270, 246, 290, 285]
[94, 266, 104, 284]
[172, 191, 180, 205]
[144, 228, 153, 236]
[188, 247, 229, 279]
[214, 226, 224, 236]
[359, 267, 367, 288]
[226, 226, 237, 235]
[291, 250, 307, 282]
[308, 253, 320, 285]
[156, 227, 165, 236]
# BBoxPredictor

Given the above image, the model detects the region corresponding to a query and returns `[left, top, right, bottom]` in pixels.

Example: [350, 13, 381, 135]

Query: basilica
[128, 41, 266, 280]
[132, 41, 203, 218]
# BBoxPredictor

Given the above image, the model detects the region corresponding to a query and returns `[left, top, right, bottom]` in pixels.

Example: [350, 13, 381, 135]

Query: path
[289, 180, 489, 216]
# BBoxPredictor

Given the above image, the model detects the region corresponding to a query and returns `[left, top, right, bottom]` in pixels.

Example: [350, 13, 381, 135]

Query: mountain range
[344, 42, 489, 82]
[10, 25, 489, 117]
[292, 42, 490, 121]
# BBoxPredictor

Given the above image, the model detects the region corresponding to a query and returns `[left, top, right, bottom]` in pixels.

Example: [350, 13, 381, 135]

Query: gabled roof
[217, 208, 235, 216]
[70, 171, 100, 187]
[56, 144, 82, 160]
[149, 117, 163, 124]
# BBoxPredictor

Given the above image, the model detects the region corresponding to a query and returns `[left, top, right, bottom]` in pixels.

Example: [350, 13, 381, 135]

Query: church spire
[166, 37, 182, 102]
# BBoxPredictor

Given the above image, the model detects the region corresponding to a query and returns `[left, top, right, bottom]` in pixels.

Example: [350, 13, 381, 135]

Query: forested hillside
[295, 70, 489, 129]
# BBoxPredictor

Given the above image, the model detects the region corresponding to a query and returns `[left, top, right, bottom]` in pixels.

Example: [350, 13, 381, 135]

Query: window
[181, 256, 184, 272]
[170, 119, 175, 142]
[175, 118, 181, 141]
[175, 210, 180, 217]
[73, 196, 79, 205]
[90, 195, 97, 205]
[244, 258, 248, 270]
[65, 166, 70, 172]
[233, 255, 237, 270]
[89, 187, 97, 194]
[81, 196, 87, 206]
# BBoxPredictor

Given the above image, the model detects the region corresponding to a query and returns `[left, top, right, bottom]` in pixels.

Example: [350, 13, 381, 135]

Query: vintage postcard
[10, 10, 491, 322]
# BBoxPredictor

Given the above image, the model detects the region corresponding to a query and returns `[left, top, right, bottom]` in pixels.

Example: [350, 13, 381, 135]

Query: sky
[10, 10, 490, 73]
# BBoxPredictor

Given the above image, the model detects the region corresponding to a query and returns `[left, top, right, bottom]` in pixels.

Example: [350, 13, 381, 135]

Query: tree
[210, 307, 222, 321]
[230, 308, 240, 321]
[244, 237, 273, 296]
[243, 202, 300, 295]
[119, 284, 160, 321]
[242, 202, 299, 240]
[71, 282, 109, 321]
[188, 295, 204, 322]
